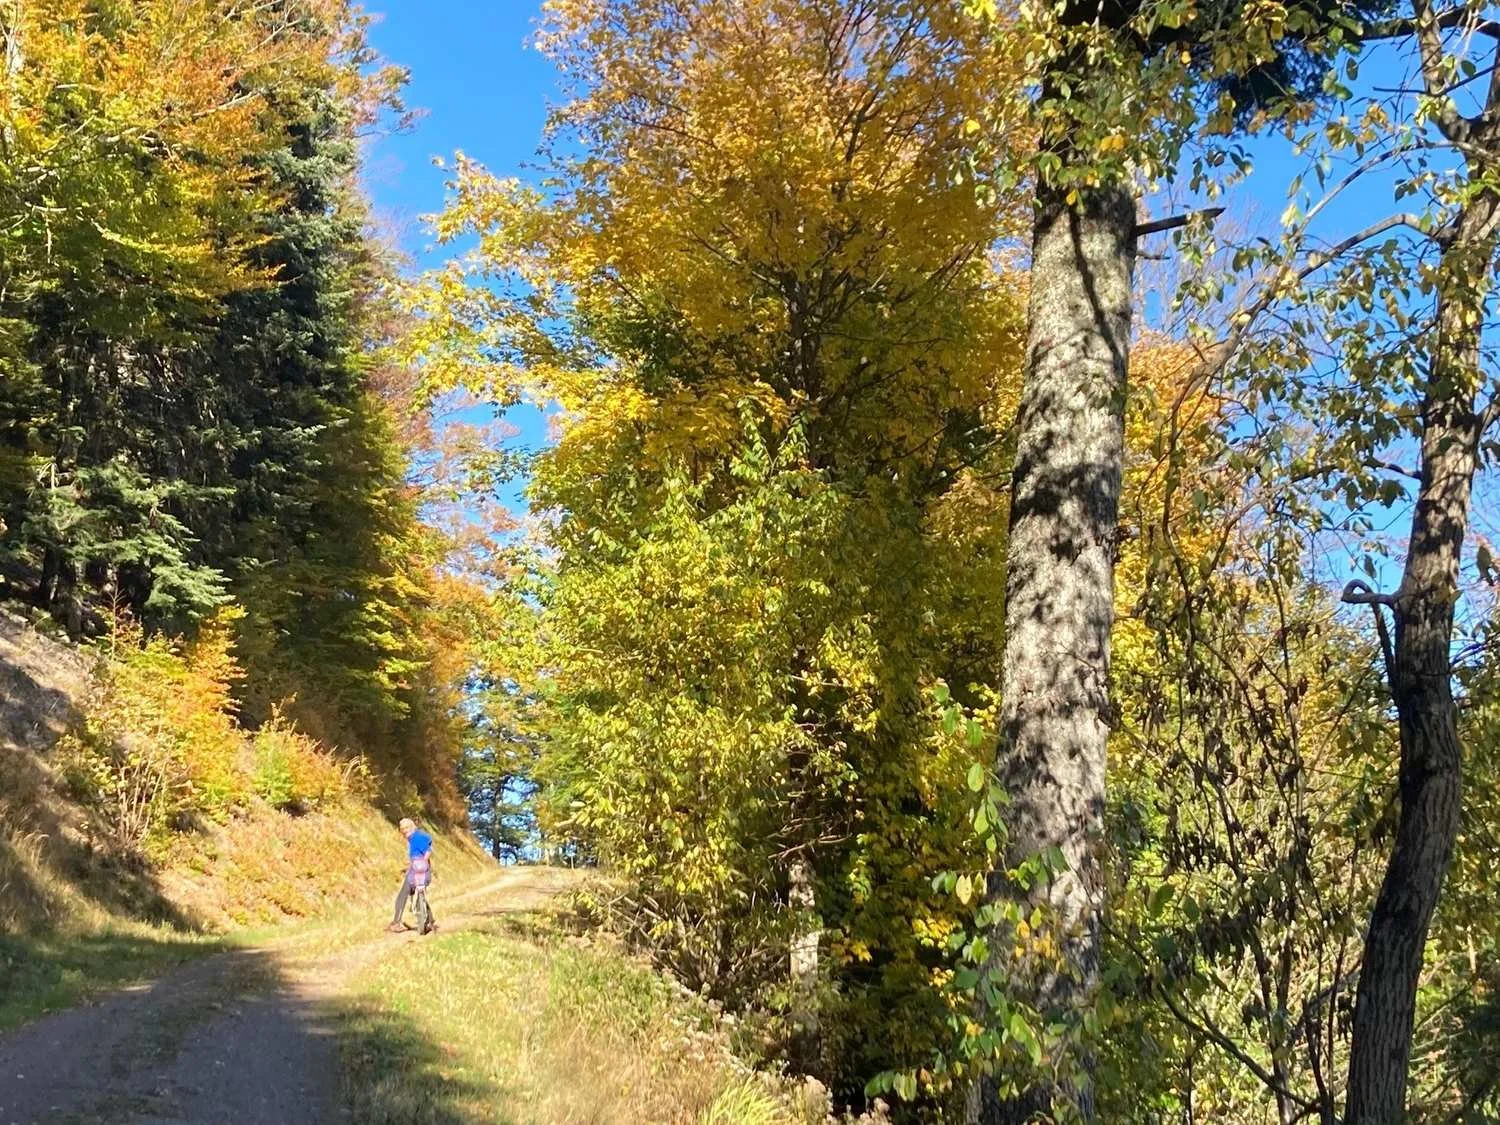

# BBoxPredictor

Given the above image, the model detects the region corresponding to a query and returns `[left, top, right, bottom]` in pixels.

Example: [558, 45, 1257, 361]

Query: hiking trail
[0, 867, 572, 1125]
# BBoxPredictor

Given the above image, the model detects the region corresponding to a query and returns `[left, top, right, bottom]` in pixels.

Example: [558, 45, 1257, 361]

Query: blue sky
[362, 3, 554, 262]
[361, 1, 557, 499]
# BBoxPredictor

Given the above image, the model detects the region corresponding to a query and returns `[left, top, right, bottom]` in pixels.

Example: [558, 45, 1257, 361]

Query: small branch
[1363, 9, 1500, 41]
[1153, 975, 1318, 1112]
[1369, 458, 1423, 481]
[1195, 208, 1439, 391]
[1135, 207, 1226, 238]
[1301, 214, 1437, 275]
[1341, 579, 1398, 608]
[1480, 392, 1500, 435]
[1343, 580, 1398, 684]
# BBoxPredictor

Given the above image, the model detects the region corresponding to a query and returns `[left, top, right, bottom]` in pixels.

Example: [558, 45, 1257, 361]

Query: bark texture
[788, 857, 821, 1071]
[969, 180, 1137, 1124]
[1344, 193, 1496, 1125]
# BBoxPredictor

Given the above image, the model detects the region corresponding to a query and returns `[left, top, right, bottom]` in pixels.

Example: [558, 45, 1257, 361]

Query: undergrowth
[55, 610, 362, 854]
[0, 605, 495, 1028]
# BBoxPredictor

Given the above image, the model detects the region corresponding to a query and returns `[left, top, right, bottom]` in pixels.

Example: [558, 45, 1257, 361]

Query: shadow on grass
[0, 933, 494, 1125]
[327, 994, 500, 1125]
[0, 926, 224, 1033]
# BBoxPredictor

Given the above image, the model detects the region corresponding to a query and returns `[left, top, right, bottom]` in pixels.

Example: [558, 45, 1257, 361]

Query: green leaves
[967, 762, 986, 793]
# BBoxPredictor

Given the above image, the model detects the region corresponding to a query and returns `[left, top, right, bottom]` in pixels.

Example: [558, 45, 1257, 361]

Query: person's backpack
[409, 853, 432, 891]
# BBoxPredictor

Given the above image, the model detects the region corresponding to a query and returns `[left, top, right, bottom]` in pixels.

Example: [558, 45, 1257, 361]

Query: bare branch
[1343, 580, 1398, 683]
[1341, 579, 1398, 608]
[1482, 393, 1500, 434]
[1135, 207, 1227, 237]
[1362, 8, 1500, 42]
[1369, 458, 1424, 481]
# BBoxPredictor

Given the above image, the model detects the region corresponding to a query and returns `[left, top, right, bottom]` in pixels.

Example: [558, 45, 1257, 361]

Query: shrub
[59, 609, 352, 851]
[250, 711, 350, 813]
[59, 613, 245, 850]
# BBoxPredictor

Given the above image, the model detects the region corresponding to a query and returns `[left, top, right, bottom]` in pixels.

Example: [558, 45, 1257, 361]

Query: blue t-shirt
[408, 830, 433, 859]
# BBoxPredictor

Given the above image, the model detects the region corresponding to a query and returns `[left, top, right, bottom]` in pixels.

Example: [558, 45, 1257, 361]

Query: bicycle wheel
[414, 889, 433, 935]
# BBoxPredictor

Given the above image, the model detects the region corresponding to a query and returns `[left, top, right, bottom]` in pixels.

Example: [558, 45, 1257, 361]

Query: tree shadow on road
[0, 921, 223, 1032]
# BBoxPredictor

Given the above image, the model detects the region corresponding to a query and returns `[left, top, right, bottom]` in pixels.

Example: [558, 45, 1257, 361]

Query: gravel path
[0, 868, 572, 1125]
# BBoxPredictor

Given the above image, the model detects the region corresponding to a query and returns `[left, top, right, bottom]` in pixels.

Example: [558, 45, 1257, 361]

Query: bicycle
[409, 855, 436, 935]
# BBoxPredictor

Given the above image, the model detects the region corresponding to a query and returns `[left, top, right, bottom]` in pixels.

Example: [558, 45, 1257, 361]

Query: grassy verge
[0, 922, 223, 1033]
[160, 804, 494, 930]
[333, 912, 822, 1125]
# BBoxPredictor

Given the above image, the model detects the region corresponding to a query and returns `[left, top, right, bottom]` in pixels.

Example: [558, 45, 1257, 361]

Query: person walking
[388, 816, 436, 933]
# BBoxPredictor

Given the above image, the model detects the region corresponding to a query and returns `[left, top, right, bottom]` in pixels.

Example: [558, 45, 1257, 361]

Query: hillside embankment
[0, 607, 491, 1026]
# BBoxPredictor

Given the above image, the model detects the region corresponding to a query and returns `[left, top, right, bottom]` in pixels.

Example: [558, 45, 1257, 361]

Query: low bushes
[58, 610, 359, 854]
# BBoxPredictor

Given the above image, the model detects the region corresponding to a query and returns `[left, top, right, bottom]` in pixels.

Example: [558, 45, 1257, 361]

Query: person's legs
[391, 872, 412, 927]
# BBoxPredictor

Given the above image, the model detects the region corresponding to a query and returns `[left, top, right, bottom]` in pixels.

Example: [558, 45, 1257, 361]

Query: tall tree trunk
[970, 179, 1137, 1124]
[1344, 195, 1496, 1125]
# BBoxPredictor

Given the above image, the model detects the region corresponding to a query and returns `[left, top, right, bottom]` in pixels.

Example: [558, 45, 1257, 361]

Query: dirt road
[0, 867, 572, 1125]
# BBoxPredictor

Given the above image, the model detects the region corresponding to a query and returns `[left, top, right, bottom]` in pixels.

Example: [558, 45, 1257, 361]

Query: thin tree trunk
[970, 178, 1137, 1124]
[788, 857, 821, 1071]
[1, 1, 21, 157]
[1344, 195, 1496, 1125]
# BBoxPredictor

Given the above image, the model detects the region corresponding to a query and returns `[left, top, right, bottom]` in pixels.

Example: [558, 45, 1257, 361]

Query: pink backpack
[408, 854, 431, 890]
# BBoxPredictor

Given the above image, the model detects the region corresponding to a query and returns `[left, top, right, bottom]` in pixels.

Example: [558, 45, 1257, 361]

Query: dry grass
[334, 914, 826, 1125]
[158, 802, 492, 930]
[0, 820, 496, 1033]
[0, 604, 498, 1027]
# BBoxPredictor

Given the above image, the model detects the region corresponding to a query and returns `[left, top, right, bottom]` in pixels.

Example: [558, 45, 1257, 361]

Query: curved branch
[1341, 579, 1398, 608]
[1343, 580, 1398, 685]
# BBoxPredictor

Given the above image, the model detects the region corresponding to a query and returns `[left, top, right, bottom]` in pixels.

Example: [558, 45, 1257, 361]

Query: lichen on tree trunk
[970, 180, 1137, 1124]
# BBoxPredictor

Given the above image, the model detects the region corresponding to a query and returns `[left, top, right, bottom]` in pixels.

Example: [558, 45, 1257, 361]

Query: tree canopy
[9, 0, 1500, 1121]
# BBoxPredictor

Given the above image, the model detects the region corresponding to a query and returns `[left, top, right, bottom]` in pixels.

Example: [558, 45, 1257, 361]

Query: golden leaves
[1, 0, 362, 311]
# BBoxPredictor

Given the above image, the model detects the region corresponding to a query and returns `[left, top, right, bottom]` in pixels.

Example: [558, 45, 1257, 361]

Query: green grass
[0, 924, 224, 1032]
[331, 915, 816, 1125]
